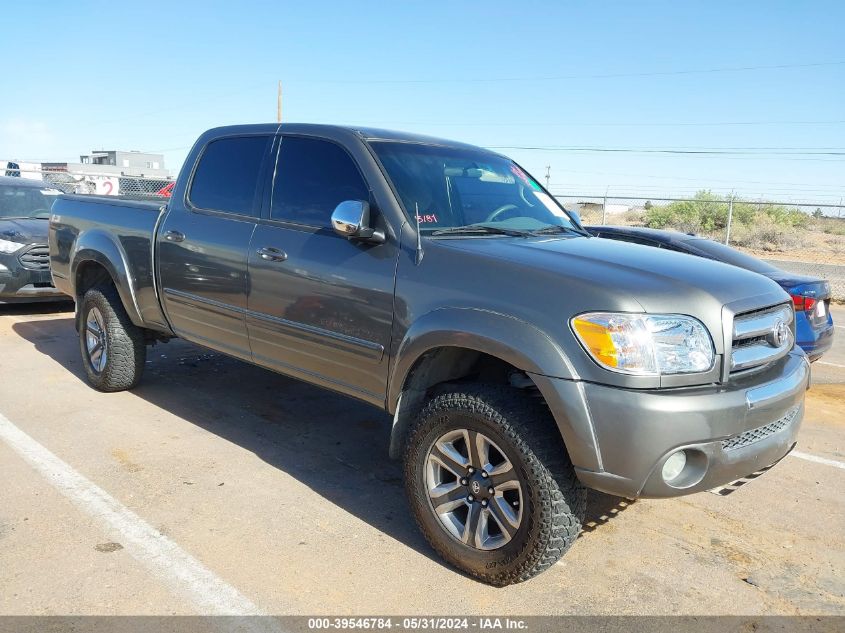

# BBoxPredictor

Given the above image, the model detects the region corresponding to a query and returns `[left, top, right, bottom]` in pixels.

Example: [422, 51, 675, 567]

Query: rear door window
[271, 136, 369, 226]
[189, 135, 271, 217]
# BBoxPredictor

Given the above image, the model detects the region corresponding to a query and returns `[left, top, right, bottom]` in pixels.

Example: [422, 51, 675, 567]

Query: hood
[436, 235, 789, 336]
[0, 218, 49, 245]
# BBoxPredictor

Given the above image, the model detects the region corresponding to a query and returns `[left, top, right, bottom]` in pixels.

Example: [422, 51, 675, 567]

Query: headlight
[571, 312, 715, 376]
[0, 238, 24, 254]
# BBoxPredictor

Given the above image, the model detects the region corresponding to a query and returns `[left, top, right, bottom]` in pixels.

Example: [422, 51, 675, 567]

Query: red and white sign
[90, 176, 119, 196]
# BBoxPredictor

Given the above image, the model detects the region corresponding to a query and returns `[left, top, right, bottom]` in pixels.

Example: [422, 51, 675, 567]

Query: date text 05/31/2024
[307, 618, 528, 630]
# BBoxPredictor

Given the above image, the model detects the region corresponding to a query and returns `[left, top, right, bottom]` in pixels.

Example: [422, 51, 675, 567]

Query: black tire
[404, 384, 586, 586]
[79, 284, 146, 392]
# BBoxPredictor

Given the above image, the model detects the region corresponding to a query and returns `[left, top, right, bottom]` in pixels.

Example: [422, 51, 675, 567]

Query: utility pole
[725, 192, 734, 245]
[277, 80, 283, 123]
[544, 165, 550, 190]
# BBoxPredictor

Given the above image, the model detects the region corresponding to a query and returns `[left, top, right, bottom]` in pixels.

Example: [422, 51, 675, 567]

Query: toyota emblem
[772, 320, 789, 347]
[470, 480, 481, 494]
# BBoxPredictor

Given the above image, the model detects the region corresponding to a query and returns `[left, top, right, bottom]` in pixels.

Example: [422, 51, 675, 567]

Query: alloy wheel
[425, 428, 523, 550]
[85, 306, 108, 373]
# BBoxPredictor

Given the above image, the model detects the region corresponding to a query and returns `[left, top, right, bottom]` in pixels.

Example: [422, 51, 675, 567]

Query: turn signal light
[571, 317, 619, 368]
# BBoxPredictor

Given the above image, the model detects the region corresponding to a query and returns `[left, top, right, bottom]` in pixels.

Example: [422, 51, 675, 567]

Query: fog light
[662, 450, 687, 482]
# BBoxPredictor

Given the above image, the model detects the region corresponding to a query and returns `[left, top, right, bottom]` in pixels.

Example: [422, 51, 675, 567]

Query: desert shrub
[643, 191, 808, 236]
[622, 209, 644, 225]
[643, 201, 701, 232]
[643, 191, 729, 233]
[729, 216, 801, 251]
[759, 203, 806, 228]
[820, 218, 845, 235]
[727, 201, 757, 226]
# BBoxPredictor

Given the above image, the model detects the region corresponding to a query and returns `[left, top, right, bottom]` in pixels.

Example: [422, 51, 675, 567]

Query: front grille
[730, 304, 793, 373]
[18, 244, 50, 270]
[721, 406, 798, 452]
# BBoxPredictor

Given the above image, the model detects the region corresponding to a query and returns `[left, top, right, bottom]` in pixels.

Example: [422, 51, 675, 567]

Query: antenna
[415, 202, 424, 265]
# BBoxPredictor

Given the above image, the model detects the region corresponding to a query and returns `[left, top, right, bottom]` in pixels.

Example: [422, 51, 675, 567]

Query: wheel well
[74, 261, 115, 331]
[401, 348, 524, 396]
[388, 346, 547, 459]
[76, 260, 114, 299]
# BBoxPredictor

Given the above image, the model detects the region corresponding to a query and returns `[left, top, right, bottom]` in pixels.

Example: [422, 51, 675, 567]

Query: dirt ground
[0, 303, 843, 618]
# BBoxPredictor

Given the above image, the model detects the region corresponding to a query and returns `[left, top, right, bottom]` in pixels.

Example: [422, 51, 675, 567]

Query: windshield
[683, 238, 779, 274]
[371, 142, 577, 234]
[0, 184, 61, 219]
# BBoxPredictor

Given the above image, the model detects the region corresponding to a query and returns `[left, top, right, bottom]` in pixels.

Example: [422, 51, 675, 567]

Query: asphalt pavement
[0, 303, 842, 617]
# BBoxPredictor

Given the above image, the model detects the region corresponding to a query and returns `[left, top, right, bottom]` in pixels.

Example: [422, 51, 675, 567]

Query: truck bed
[49, 194, 170, 332]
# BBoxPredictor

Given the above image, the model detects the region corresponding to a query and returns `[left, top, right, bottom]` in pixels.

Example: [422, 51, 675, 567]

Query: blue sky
[2, 0, 843, 203]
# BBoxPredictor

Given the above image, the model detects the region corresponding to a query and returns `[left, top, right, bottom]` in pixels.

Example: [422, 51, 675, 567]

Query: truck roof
[201, 123, 497, 154]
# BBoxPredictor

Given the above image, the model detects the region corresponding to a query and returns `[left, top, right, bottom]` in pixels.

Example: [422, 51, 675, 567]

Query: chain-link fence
[4, 165, 173, 200]
[555, 193, 845, 299]
[554, 194, 844, 226]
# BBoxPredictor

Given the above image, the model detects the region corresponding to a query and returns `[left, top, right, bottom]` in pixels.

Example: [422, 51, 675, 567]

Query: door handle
[257, 246, 288, 262]
[164, 230, 185, 243]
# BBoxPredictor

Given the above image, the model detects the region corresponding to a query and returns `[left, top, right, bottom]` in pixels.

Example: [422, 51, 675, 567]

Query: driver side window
[271, 136, 370, 227]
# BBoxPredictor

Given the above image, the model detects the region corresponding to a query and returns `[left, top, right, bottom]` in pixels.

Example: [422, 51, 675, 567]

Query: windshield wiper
[530, 225, 588, 237]
[430, 224, 530, 237]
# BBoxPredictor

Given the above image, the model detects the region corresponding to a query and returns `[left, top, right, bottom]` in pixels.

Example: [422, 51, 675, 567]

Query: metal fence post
[725, 194, 734, 245]
[601, 187, 608, 225]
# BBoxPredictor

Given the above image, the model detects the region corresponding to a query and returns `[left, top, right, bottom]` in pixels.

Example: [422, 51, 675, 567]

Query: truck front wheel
[79, 284, 146, 392]
[403, 384, 586, 586]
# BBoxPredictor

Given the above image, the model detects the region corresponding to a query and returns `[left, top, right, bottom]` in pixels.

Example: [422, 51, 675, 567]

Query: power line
[284, 60, 845, 84]
[488, 145, 845, 155]
[549, 185, 845, 197]
[335, 118, 845, 128]
[491, 147, 845, 161]
[544, 168, 845, 190]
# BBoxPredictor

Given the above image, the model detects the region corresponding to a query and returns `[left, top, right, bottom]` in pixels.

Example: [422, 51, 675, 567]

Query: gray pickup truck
[49, 124, 809, 585]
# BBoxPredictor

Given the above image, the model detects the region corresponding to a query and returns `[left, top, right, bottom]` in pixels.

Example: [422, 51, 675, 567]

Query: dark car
[587, 225, 834, 361]
[0, 176, 68, 303]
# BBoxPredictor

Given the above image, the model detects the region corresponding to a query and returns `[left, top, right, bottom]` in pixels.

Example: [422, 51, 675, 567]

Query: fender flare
[70, 229, 144, 328]
[388, 307, 577, 412]
[385, 308, 601, 470]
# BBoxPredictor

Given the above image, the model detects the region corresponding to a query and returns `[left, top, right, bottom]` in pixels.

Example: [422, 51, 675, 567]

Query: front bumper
[0, 265, 67, 303]
[549, 351, 810, 498]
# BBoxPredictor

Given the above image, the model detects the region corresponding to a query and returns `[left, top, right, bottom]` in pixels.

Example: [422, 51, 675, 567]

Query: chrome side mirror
[331, 200, 384, 243]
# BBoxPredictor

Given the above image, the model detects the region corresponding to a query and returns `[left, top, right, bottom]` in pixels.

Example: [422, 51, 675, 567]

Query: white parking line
[790, 450, 845, 470]
[0, 411, 281, 628]
[816, 361, 845, 369]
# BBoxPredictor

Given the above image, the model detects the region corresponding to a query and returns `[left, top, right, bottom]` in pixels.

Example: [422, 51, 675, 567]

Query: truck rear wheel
[403, 384, 586, 586]
[79, 284, 146, 392]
